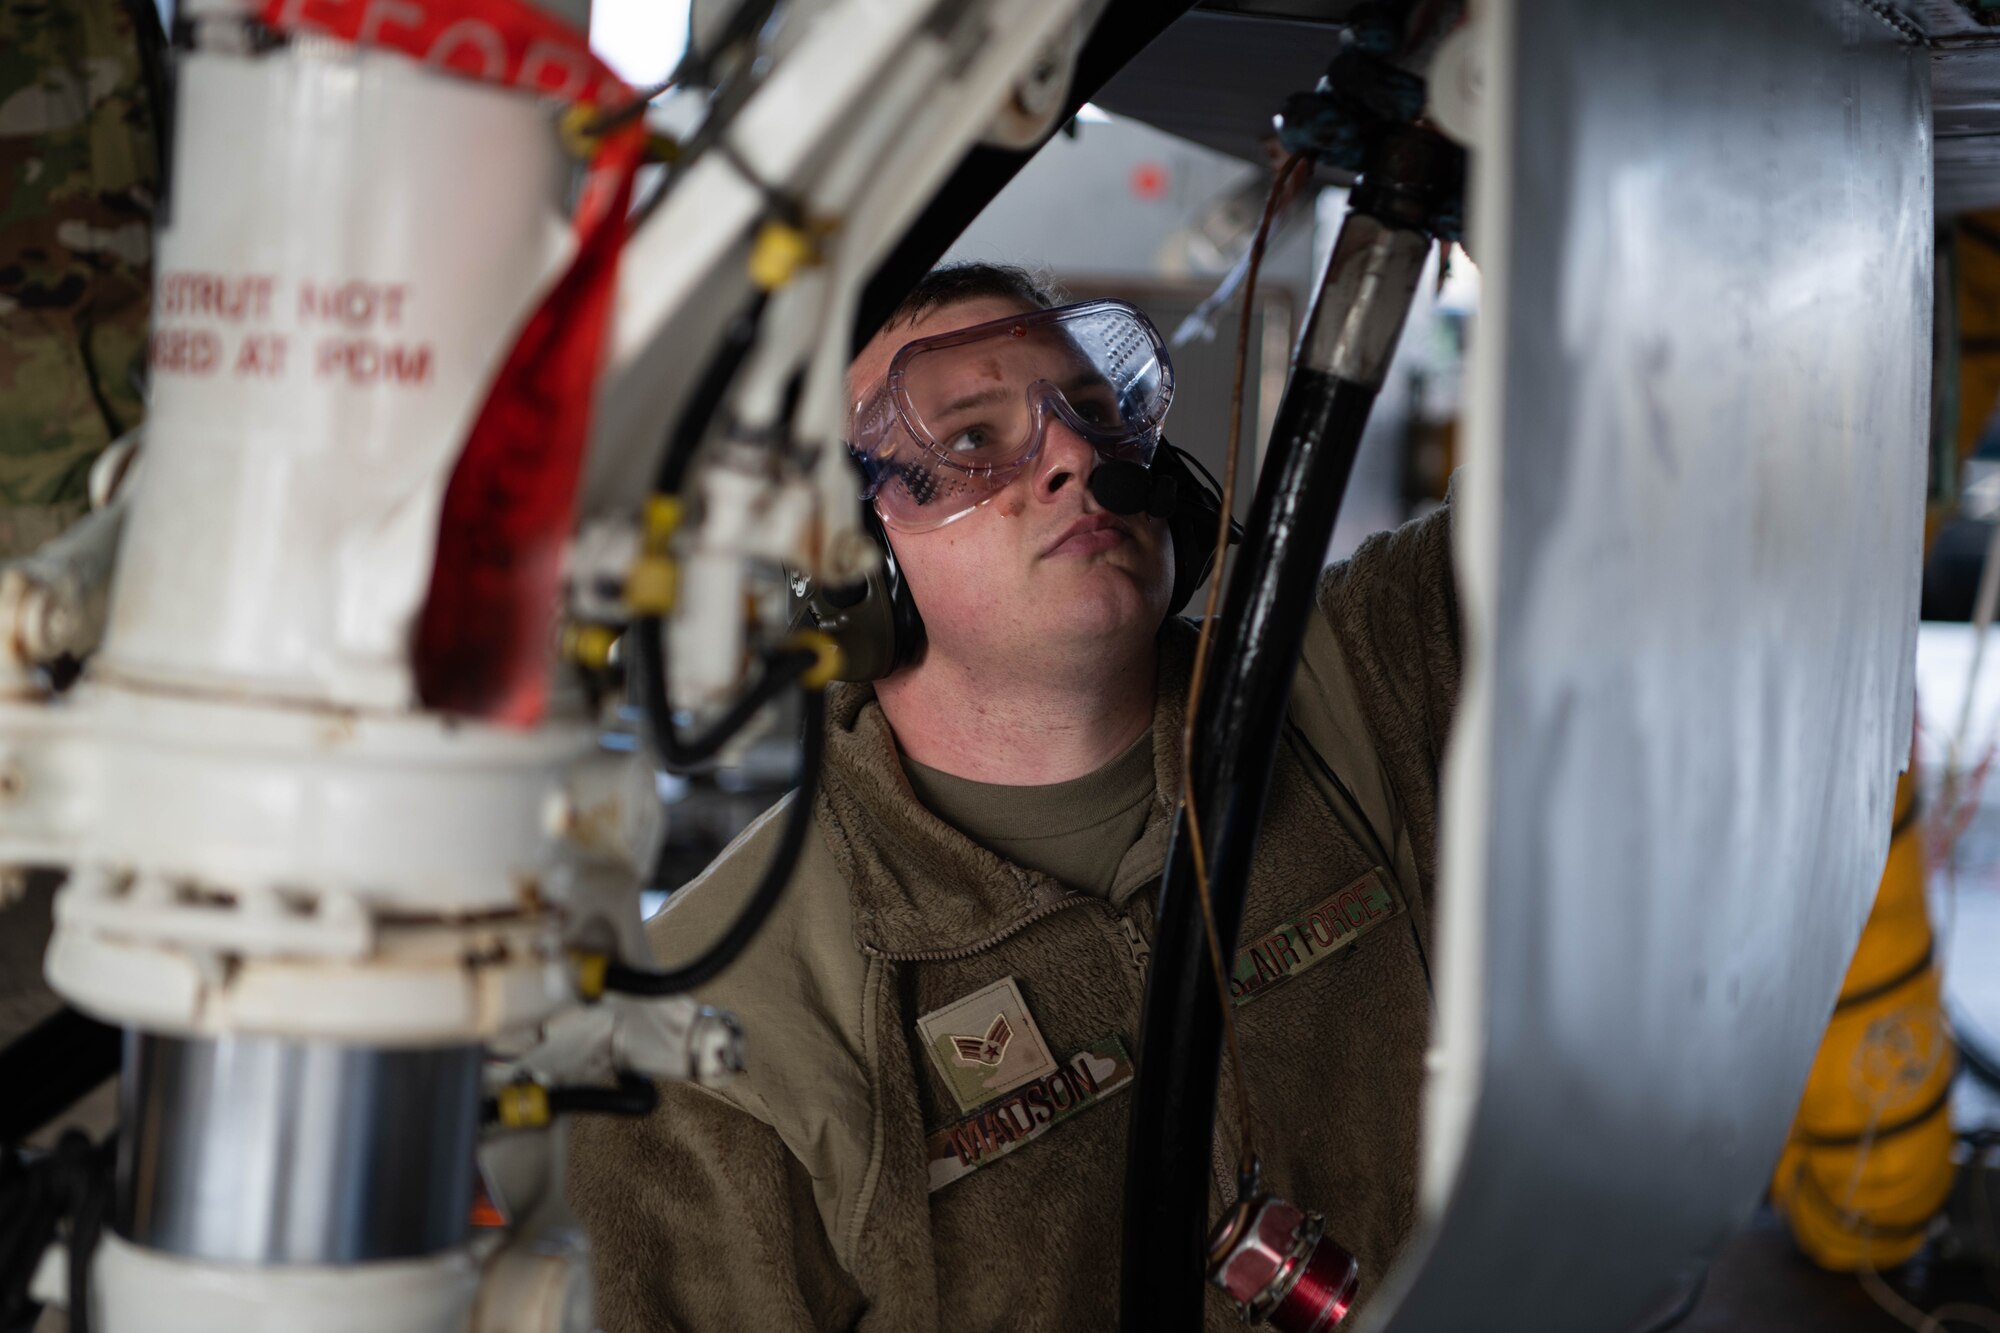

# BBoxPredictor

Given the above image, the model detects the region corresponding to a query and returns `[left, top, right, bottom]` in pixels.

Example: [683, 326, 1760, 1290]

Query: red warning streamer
[264, 0, 644, 725]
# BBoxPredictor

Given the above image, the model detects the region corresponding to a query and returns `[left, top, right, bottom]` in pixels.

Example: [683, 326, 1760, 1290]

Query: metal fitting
[1208, 1194, 1358, 1331]
[687, 1006, 746, 1086]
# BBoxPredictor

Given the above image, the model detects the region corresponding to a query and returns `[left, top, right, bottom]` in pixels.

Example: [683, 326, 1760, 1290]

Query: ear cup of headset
[806, 442, 1231, 681]
[802, 505, 925, 682]
[1156, 440, 1237, 617]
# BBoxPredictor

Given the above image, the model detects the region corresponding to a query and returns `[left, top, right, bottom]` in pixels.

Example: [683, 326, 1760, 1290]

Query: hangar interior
[5, 0, 2000, 1330]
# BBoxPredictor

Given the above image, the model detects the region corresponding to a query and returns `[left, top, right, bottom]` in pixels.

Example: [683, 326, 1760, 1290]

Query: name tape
[926, 1036, 1135, 1192]
[1230, 868, 1401, 1006]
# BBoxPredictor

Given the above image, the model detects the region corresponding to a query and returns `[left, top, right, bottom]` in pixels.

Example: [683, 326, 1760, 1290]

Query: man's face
[849, 296, 1175, 677]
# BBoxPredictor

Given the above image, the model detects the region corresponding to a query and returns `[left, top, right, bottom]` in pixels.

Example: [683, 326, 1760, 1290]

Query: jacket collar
[817, 622, 1197, 959]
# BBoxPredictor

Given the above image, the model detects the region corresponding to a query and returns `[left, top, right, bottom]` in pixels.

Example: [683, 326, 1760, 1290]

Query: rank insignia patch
[926, 1036, 1136, 1192]
[1230, 868, 1402, 1006]
[917, 976, 1059, 1113]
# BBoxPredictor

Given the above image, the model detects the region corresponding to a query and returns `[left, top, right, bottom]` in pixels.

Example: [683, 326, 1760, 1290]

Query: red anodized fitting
[1207, 1194, 1360, 1332]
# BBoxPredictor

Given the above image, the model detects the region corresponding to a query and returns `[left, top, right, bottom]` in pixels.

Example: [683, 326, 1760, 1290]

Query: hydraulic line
[655, 296, 770, 498]
[1120, 157, 1448, 1327]
[0, 1007, 119, 1146]
[603, 686, 826, 996]
[482, 1071, 659, 1127]
[608, 282, 821, 994]
[632, 631, 815, 770]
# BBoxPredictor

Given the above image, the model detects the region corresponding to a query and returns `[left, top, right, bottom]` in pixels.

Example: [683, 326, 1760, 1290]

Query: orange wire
[1176, 151, 1310, 1188]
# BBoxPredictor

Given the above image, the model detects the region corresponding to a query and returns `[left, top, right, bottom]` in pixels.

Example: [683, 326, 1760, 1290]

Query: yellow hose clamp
[626, 495, 685, 614]
[497, 1082, 552, 1130]
[787, 628, 844, 690]
[644, 494, 684, 547]
[625, 556, 678, 615]
[571, 950, 610, 1002]
[558, 103, 603, 161]
[562, 624, 620, 671]
[749, 220, 820, 292]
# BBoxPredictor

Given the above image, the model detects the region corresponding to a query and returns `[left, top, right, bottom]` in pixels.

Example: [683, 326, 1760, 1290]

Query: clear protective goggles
[848, 299, 1175, 533]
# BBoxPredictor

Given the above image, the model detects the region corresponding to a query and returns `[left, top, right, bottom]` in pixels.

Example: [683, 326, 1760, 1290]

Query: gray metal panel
[1092, 11, 1346, 166]
[1371, 3, 1931, 1331]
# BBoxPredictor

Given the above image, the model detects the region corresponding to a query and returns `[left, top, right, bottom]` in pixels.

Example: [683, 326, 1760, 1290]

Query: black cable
[1956, 1007, 2000, 1093]
[550, 1070, 659, 1117]
[655, 295, 769, 496]
[621, 289, 792, 772]
[605, 228, 809, 992]
[64, 1135, 109, 1333]
[1172, 440, 1231, 511]
[591, 66, 688, 135]
[1123, 371, 1383, 1331]
[1633, 1267, 1708, 1333]
[633, 627, 813, 770]
[590, 0, 785, 136]
[0, 1131, 113, 1333]
[0, 1008, 120, 1147]
[618, 281, 806, 772]
[605, 687, 825, 996]
[482, 1072, 658, 1125]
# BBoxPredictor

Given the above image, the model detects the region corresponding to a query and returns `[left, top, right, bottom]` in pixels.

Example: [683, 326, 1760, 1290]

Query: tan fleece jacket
[569, 501, 1459, 1332]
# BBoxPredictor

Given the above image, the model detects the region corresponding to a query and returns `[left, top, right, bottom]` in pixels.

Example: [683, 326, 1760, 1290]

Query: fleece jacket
[569, 500, 1460, 1332]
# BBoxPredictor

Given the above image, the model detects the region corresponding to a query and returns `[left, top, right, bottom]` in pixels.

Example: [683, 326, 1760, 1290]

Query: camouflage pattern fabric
[0, 0, 159, 559]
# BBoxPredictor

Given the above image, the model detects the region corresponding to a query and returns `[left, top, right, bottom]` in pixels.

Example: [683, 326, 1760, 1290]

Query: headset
[804, 440, 1242, 682]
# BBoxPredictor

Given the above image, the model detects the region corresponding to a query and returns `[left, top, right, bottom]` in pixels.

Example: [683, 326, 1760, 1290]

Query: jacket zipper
[861, 892, 1099, 963]
[1113, 912, 1152, 975]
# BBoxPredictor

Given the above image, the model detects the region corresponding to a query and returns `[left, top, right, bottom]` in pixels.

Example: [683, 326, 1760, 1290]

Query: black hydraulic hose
[1121, 372, 1381, 1327]
[0, 1130, 113, 1333]
[481, 1071, 658, 1125]
[604, 686, 825, 996]
[1955, 1006, 2000, 1092]
[547, 1070, 658, 1117]
[656, 294, 769, 496]
[606, 279, 801, 994]
[0, 1007, 120, 1146]
[622, 291, 794, 773]
[1119, 199, 1435, 1329]
[632, 623, 813, 770]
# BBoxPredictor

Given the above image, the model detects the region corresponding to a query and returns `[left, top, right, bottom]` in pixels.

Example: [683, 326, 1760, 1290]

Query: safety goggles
[848, 299, 1175, 532]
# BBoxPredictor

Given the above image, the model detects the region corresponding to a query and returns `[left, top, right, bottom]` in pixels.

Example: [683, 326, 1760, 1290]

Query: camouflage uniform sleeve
[569, 1083, 867, 1333]
[0, 0, 161, 557]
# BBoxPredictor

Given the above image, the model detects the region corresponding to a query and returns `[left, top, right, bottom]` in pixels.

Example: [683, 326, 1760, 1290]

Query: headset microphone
[1088, 458, 1181, 520]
